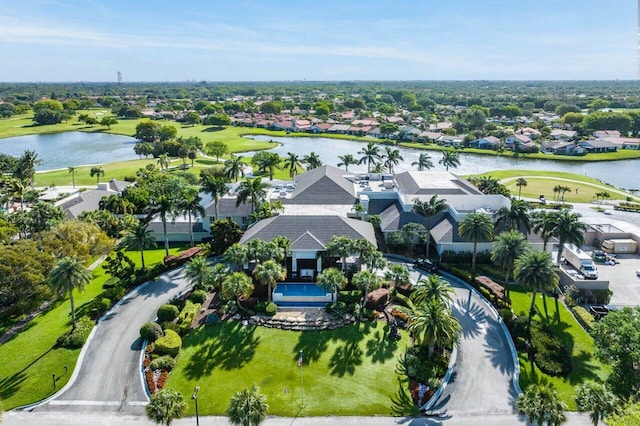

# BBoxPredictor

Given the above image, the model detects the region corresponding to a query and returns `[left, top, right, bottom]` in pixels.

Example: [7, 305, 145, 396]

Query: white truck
[563, 244, 598, 279]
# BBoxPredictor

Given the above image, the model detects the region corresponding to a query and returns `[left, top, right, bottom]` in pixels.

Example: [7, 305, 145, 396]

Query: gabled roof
[291, 231, 326, 251]
[59, 190, 112, 219]
[286, 165, 356, 205]
[203, 196, 252, 217]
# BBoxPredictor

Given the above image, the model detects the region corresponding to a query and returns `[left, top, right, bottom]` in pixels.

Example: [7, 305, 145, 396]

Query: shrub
[177, 301, 200, 335]
[103, 285, 125, 302]
[253, 301, 268, 313]
[189, 289, 207, 304]
[57, 316, 94, 348]
[571, 306, 595, 332]
[404, 346, 448, 389]
[500, 308, 514, 322]
[154, 329, 182, 357]
[149, 355, 176, 371]
[140, 322, 164, 342]
[161, 321, 180, 334]
[326, 301, 348, 317]
[265, 302, 277, 316]
[530, 322, 572, 376]
[338, 290, 361, 304]
[507, 315, 529, 342]
[157, 304, 179, 322]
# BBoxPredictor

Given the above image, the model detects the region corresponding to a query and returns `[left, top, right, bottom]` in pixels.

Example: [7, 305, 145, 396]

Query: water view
[246, 135, 640, 190]
[0, 132, 138, 170]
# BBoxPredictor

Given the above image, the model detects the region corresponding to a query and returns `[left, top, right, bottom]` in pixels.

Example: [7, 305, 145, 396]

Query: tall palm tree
[411, 275, 456, 305]
[325, 235, 354, 272]
[384, 263, 410, 288]
[412, 153, 434, 171]
[252, 152, 281, 180]
[200, 173, 229, 221]
[157, 154, 170, 171]
[120, 219, 156, 269]
[494, 199, 531, 234]
[515, 177, 527, 199]
[224, 156, 246, 182]
[352, 270, 380, 308]
[222, 272, 254, 311]
[407, 299, 461, 358]
[15, 149, 42, 185]
[549, 210, 587, 264]
[439, 150, 460, 171]
[184, 256, 214, 290]
[224, 243, 248, 271]
[358, 142, 381, 173]
[316, 267, 348, 296]
[9, 178, 27, 210]
[68, 166, 77, 189]
[302, 152, 322, 170]
[459, 212, 494, 271]
[48, 256, 93, 330]
[90, 166, 105, 184]
[226, 385, 268, 426]
[236, 177, 268, 213]
[575, 382, 617, 426]
[517, 384, 567, 426]
[514, 249, 559, 327]
[283, 152, 303, 179]
[178, 185, 204, 247]
[412, 195, 448, 258]
[531, 210, 555, 252]
[146, 389, 186, 426]
[382, 146, 404, 173]
[209, 263, 230, 291]
[337, 154, 357, 171]
[491, 230, 528, 297]
[253, 260, 286, 302]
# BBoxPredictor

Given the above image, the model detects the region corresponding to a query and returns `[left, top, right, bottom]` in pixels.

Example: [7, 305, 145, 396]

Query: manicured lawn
[166, 320, 414, 417]
[509, 285, 609, 410]
[0, 246, 181, 409]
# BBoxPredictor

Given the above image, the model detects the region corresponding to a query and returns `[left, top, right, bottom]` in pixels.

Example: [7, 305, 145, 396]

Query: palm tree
[15, 149, 42, 185]
[412, 195, 448, 259]
[226, 385, 268, 426]
[253, 153, 281, 180]
[552, 184, 562, 204]
[531, 210, 555, 252]
[222, 272, 254, 311]
[439, 150, 460, 171]
[48, 256, 93, 330]
[517, 384, 567, 426]
[549, 210, 587, 264]
[9, 178, 27, 210]
[236, 177, 268, 213]
[224, 156, 246, 182]
[491, 230, 528, 297]
[184, 256, 214, 290]
[575, 382, 617, 426]
[515, 177, 527, 199]
[224, 243, 248, 271]
[337, 154, 357, 171]
[325, 235, 354, 272]
[146, 389, 186, 426]
[459, 212, 494, 271]
[494, 199, 531, 234]
[411, 275, 456, 305]
[302, 152, 322, 170]
[358, 142, 381, 173]
[253, 260, 286, 302]
[157, 154, 170, 171]
[514, 249, 559, 327]
[316, 267, 348, 296]
[412, 153, 434, 171]
[283, 152, 302, 179]
[407, 299, 461, 358]
[90, 166, 105, 184]
[382, 146, 404, 173]
[384, 263, 410, 288]
[146, 193, 176, 258]
[352, 270, 380, 308]
[178, 185, 204, 247]
[200, 173, 229, 221]
[352, 203, 366, 220]
[68, 166, 77, 189]
[209, 263, 230, 291]
[120, 220, 156, 269]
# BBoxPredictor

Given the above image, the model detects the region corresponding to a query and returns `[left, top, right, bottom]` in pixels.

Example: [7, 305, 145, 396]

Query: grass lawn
[166, 320, 415, 417]
[509, 285, 609, 410]
[0, 246, 182, 410]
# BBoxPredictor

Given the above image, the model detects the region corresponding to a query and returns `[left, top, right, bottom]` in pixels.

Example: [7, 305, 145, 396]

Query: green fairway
[166, 320, 414, 417]
[509, 285, 609, 410]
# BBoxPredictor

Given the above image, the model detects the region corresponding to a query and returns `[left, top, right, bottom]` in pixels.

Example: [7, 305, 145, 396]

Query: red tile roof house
[310, 123, 332, 133]
[271, 121, 294, 131]
[292, 119, 311, 132]
[351, 118, 379, 127]
[505, 133, 532, 150]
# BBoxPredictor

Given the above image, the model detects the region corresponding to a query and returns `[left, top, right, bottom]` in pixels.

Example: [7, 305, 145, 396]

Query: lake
[0, 132, 138, 170]
[245, 135, 640, 190]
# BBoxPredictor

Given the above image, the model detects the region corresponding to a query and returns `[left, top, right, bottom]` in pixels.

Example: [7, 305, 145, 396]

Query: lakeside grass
[166, 321, 414, 417]
[0, 246, 182, 410]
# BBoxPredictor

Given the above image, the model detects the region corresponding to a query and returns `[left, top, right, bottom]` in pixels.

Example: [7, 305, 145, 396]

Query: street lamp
[191, 386, 200, 426]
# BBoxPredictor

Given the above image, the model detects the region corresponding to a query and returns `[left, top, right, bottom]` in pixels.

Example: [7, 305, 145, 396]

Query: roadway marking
[49, 400, 147, 406]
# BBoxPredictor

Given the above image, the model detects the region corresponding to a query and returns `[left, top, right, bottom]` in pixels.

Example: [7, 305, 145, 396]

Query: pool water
[276, 283, 328, 297]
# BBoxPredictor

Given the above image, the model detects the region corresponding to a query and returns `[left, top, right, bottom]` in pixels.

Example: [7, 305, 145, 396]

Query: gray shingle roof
[204, 196, 253, 217]
[285, 165, 356, 205]
[59, 190, 112, 219]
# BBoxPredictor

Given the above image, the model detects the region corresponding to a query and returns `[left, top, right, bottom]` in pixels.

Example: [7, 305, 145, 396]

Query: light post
[191, 386, 200, 426]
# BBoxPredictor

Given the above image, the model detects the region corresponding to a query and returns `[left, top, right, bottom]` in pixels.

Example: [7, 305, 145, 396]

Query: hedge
[157, 304, 179, 322]
[189, 289, 207, 304]
[177, 301, 200, 335]
[140, 322, 164, 342]
[571, 306, 595, 332]
[530, 321, 572, 377]
[155, 329, 182, 357]
[149, 355, 176, 371]
[56, 316, 94, 349]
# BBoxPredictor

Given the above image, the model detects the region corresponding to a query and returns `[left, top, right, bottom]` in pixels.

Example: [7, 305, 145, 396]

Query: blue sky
[0, 0, 637, 81]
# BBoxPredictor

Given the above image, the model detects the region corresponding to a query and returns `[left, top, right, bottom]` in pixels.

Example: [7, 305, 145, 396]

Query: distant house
[550, 129, 577, 140]
[327, 124, 350, 134]
[602, 137, 640, 150]
[578, 139, 618, 153]
[271, 121, 294, 132]
[540, 141, 584, 155]
[386, 116, 405, 125]
[398, 125, 422, 140]
[520, 127, 541, 139]
[439, 135, 464, 148]
[505, 134, 532, 150]
[55, 179, 133, 219]
[594, 130, 621, 138]
[310, 123, 332, 133]
[470, 136, 501, 150]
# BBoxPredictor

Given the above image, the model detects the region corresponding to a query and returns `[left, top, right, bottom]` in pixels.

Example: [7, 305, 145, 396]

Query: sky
[0, 0, 637, 82]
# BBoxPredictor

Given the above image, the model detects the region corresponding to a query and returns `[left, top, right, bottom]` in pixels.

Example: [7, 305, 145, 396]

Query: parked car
[413, 258, 438, 273]
[591, 250, 606, 262]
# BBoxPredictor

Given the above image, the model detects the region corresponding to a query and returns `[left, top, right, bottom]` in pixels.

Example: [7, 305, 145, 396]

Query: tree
[253, 260, 286, 302]
[207, 141, 228, 162]
[316, 267, 348, 294]
[592, 307, 640, 398]
[184, 255, 214, 290]
[302, 152, 322, 170]
[68, 166, 77, 188]
[48, 256, 93, 330]
[411, 274, 456, 305]
[515, 177, 527, 199]
[384, 263, 410, 288]
[491, 230, 527, 297]
[358, 142, 381, 173]
[209, 219, 243, 255]
[379, 122, 399, 138]
[382, 146, 403, 173]
[222, 272, 254, 311]
[439, 150, 460, 171]
[9, 178, 27, 210]
[412, 195, 448, 259]
[607, 401, 640, 426]
[178, 185, 203, 247]
[146, 389, 186, 426]
[412, 153, 434, 171]
[494, 199, 531, 234]
[531, 210, 555, 252]
[14, 150, 42, 184]
[90, 166, 105, 184]
[224, 156, 246, 182]
[458, 212, 494, 271]
[549, 210, 587, 264]
[157, 154, 171, 171]
[283, 152, 303, 179]
[134, 142, 154, 159]
[514, 249, 558, 327]
[236, 177, 268, 213]
[575, 382, 617, 426]
[25, 201, 65, 234]
[224, 243, 248, 271]
[146, 174, 185, 257]
[251, 152, 281, 180]
[408, 299, 460, 358]
[337, 154, 357, 171]
[200, 173, 229, 221]
[184, 111, 201, 126]
[135, 121, 161, 143]
[120, 219, 156, 269]
[100, 117, 118, 129]
[517, 384, 567, 426]
[226, 385, 268, 426]
[352, 270, 380, 308]
[325, 235, 354, 272]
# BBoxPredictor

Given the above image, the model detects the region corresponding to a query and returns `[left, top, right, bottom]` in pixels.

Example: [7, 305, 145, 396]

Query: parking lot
[587, 251, 640, 306]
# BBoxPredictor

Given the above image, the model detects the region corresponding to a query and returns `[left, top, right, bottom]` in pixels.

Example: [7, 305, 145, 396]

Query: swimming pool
[273, 283, 333, 307]
[276, 283, 328, 297]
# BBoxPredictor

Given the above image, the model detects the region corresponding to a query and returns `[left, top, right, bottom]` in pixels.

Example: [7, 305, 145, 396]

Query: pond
[0, 132, 138, 170]
[245, 135, 640, 190]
